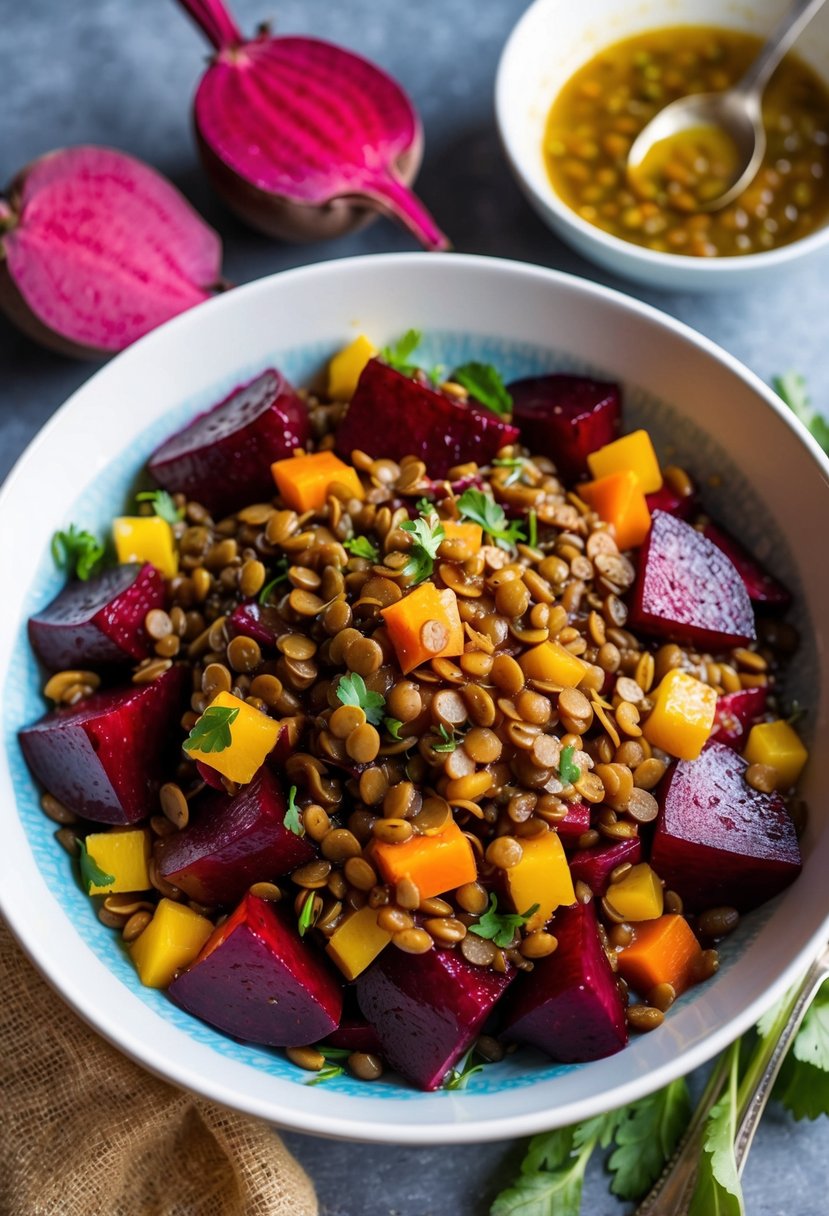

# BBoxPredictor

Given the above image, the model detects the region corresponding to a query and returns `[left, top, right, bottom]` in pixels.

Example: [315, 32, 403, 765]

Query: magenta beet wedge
[508, 374, 621, 481]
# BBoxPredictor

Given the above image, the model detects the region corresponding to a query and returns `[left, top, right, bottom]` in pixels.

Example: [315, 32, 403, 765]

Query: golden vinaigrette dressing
[544, 26, 829, 257]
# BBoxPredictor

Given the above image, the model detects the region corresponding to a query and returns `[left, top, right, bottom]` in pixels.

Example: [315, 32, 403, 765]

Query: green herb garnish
[558, 745, 581, 786]
[284, 785, 305, 837]
[444, 1045, 487, 1091]
[380, 329, 423, 377]
[336, 672, 385, 727]
[345, 535, 380, 562]
[384, 717, 404, 741]
[51, 525, 105, 581]
[258, 558, 289, 605]
[305, 1064, 346, 1086]
[492, 456, 528, 487]
[415, 496, 434, 515]
[469, 894, 540, 949]
[297, 891, 317, 938]
[457, 488, 525, 552]
[76, 837, 115, 895]
[528, 509, 538, 550]
[451, 362, 513, 417]
[774, 371, 829, 452]
[136, 489, 184, 525]
[401, 512, 446, 583]
[183, 705, 240, 754]
[433, 724, 457, 753]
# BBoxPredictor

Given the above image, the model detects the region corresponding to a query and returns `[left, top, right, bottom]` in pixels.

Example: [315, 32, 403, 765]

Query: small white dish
[496, 0, 829, 290]
[1, 253, 827, 1143]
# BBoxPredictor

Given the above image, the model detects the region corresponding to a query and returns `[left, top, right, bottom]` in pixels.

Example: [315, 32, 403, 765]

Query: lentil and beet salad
[20, 331, 809, 1091]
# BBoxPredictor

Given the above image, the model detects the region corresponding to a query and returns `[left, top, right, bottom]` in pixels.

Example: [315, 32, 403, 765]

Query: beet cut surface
[508, 374, 620, 481]
[567, 837, 643, 896]
[710, 687, 768, 749]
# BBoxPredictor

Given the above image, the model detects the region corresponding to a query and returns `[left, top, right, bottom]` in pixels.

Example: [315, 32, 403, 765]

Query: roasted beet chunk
[19, 665, 187, 824]
[710, 687, 768, 749]
[28, 563, 164, 669]
[509, 374, 620, 480]
[702, 521, 792, 608]
[335, 359, 519, 479]
[156, 767, 315, 905]
[629, 510, 756, 649]
[356, 943, 514, 1090]
[148, 369, 309, 517]
[502, 901, 628, 1062]
[568, 837, 643, 896]
[650, 742, 802, 912]
[228, 601, 281, 649]
[169, 894, 342, 1047]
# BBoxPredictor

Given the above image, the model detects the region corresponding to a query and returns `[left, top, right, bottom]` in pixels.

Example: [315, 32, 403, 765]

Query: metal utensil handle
[737, 0, 829, 98]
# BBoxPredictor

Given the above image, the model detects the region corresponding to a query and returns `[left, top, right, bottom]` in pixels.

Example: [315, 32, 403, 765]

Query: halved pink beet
[28, 563, 164, 670]
[555, 801, 591, 846]
[356, 944, 514, 1090]
[702, 521, 792, 608]
[156, 766, 315, 904]
[336, 359, 520, 480]
[169, 893, 342, 1046]
[228, 601, 282, 649]
[629, 510, 756, 650]
[502, 901, 628, 1062]
[645, 484, 696, 519]
[508, 374, 620, 481]
[568, 837, 643, 896]
[710, 687, 769, 749]
[19, 665, 187, 824]
[650, 742, 801, 912]
[148, 369, 309, 517]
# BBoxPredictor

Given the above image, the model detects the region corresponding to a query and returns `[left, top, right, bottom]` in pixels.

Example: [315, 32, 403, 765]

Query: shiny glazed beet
[356, 942, 514, 1090]
[629, 510, 756, 650]
[28, 563, 164, 669]
[19, 665, 187, 824]
[710, 687, 769, 749]
[228, 601, 281, 649]
[645, 483, 696, 519]
[650, 741, 802, 912]
[702, 521, 792, 608]
[156, 767, 315, 905]
[508, 374, 620, 481]
[501, 901, 628, 1062]
[148, 369, 309, 517]
[567, 837, 643, 896]
[169, 893, 343, 1046]
[555, 800, 591, 846]
[335, 359, 520, 479]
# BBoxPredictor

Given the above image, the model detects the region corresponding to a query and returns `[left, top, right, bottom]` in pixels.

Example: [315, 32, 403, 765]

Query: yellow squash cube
[186, 691, 281, 784]
[325, 905, 391, 980]
[113, 515, 178, 579]
[85, 828, 151, 895]
[744, 720, 808, 791]
[587, 429, 663, 494]
[520, 640, 588, 688]
[604, 863, 664, 922]
[130, 898, 213, 989]
[644, 669, 717, 761]
[327, 334, 377, 400]
[506, 831, 575, 933]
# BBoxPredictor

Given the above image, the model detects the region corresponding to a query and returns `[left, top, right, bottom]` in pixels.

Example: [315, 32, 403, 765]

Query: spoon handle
[737, 0, 828, 98]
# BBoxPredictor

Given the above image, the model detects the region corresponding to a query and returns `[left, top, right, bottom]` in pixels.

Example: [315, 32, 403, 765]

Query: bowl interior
[1, 254, 826, 1142]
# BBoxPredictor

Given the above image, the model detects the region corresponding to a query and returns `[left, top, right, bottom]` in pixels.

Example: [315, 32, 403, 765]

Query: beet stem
[361, 173, 451, 253]
[176, 0, 244, 51]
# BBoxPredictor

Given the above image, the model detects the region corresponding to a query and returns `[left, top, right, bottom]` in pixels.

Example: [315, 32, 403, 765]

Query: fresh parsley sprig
[284, 785, 304, 836]
[469, 894, 540, 949]
[381, 329, 423, 377]
[384, 717, 404, 741]
[492, 456, 529, 488]
[444, 1045, 487, 1091]
[345, 535, 380, 562]
[451, 362, 513, 417]
[136, 489, 184, 525]
[558, 745, 581, 786]
[774, 371, 829, 452]
[336, 672, 385, 727]
[76, 837, 115, 895]
[51, 525, 105, 581]
[401, 512, 445, 584]
[457, 488, 525, 552]
[183, 705, 239, 754]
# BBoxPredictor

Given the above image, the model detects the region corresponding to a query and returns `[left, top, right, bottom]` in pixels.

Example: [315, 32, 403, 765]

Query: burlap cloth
[0, 918, 318, 1216]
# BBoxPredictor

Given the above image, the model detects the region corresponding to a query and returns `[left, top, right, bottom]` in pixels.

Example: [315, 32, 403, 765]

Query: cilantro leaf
[774, 371, 829, 453]
[258, 559, 289, 604]
[384, 717, 404, 740]
[76, 837, 115, 895]
[491, 1116, 612, 1216]
[688, 1044, 744, 1216]
[136, 489, 183, 525]
[336, 672, 386, 726]
[776, 1051, 829, 1120]
[415, 496, 435, 515]
[297, 891, 317, 938]
[51, 525, 105, 581]
[451, 362, 513, 417]
[470, 894, 540, 949]
[401, 513, 445, 584]
[345, 535, 380, 562]
[792, 979, 829, 1072]
[433, 724, 457, 753]
[457, 489, 525, 552]
[444, 1045, 487, 1090]
[183, 705, 240, 754]
[608, 1078, 691, 1200]
[558, 746, 581, 786]
[284, 785, 305, 836]
[380, 329, 422, 377]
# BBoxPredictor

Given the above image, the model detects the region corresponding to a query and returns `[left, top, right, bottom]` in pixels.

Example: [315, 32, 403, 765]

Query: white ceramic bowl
[1, 253, 827, 1144]
[496, 0, 829, 290]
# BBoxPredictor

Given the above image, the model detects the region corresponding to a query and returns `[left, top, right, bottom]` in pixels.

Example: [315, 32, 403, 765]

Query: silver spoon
[627, 0, 828, 211]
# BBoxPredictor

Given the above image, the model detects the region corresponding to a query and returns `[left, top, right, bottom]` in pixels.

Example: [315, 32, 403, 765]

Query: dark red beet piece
[322, 1018, 382, 1055]
[650, 742, 801, 912]
[28, 563, 164, 669]
[228, 601, 281, 649]
[710, 687, 769, 749]
[336, 359, 519, 479]
[702, 522, 792, 608]
[19, 665, 187, 824]
[645, 484, 696, 519]
[169, 893, 342, 1047]
[629, 510, 756, 650]
[156, 767, 315, 904]
[148, 369, 309, 517]
[195, 760, 226, 791]
[502, 901, 628, 1062]
[508, 374, 620, 481]
[356, 943, 514, 1090]
[568, 837, 643, 896]
[555, 800, 591, 846]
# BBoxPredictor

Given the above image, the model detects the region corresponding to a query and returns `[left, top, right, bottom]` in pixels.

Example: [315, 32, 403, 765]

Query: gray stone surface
[1, 0, 827, 1211]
